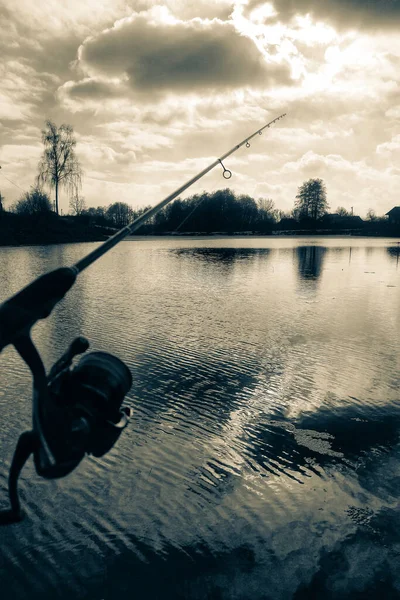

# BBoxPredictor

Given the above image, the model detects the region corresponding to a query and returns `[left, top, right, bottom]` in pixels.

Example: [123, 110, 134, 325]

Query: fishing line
[173, 195, 208, 233]
[0, 167, 28, 194]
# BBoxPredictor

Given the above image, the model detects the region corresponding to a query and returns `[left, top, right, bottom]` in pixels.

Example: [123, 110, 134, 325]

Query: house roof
[329, 213, 363, 222]
[385, 206, 400, 216]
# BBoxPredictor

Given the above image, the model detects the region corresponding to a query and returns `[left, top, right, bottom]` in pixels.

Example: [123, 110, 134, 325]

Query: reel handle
[48, 336, 89, 380]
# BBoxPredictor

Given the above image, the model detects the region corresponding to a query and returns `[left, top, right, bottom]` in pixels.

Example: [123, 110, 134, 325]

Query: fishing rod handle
[0, 267, 77, 352]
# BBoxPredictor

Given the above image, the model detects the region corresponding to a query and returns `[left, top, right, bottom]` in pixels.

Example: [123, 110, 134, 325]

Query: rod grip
[0, 267, 77, 351]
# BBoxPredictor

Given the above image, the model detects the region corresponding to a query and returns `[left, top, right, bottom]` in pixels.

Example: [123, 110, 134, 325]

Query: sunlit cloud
[0, 0, 399, 217]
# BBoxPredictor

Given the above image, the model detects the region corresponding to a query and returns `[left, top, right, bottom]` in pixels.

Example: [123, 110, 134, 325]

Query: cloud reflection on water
[0, 237, 399, 599]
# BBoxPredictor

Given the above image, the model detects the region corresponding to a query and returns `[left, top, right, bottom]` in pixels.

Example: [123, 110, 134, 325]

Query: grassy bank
[0, 212, 400, 246]
[0, 213, 114, 246]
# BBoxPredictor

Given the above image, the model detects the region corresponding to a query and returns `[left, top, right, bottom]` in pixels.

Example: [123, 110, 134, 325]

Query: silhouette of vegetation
[106, 202, 134, 228]
[0, 180, 400, 246]
[37, 120, 83, 215]
[12, 187, 52, 216]
[336, 206, 351, 217]
[149, 190, 278, 234]
[1, 117, 399, 245]
[295, 178, 329, 221]
[69, 191, 86, 216]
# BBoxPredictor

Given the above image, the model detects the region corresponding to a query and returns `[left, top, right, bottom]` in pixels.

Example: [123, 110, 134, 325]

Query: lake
[0, 236, 399, 599]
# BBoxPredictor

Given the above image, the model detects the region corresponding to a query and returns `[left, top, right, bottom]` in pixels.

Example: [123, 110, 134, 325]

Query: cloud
[64, 78, 124, 100]
[1, 0, 400, 218]
[376, 134, 400, 161]
[56, 77, 130, 112]
[72, 6, 291, 98]
[0, 60, 59, 123]
[278, 150, 400, 215]
[246, 0, 400, 30]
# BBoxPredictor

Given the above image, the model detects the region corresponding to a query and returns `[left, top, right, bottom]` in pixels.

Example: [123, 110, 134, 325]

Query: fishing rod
[0, 112, 286, 524]
[74, 113, 286, 273]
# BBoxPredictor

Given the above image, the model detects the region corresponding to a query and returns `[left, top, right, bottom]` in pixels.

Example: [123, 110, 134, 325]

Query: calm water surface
[0, 236, 399, 599]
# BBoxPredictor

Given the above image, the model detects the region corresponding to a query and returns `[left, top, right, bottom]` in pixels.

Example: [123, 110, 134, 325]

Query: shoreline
[1, 230, 400, 248]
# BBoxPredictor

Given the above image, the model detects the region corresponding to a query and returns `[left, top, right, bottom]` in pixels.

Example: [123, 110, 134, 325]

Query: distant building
[386, 207, 400, 224]
[326, 214, 364, 226]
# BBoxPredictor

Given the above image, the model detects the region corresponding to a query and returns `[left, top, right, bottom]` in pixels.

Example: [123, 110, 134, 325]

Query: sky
[0, 0, 400, 217]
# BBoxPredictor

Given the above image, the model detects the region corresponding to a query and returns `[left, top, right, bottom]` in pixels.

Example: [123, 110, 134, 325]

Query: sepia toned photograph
[0, 1, 399, 599]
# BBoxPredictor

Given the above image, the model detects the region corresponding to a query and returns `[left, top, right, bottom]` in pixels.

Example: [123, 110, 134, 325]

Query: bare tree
[69, 190, 86, 215]
[37, 120, 82, 215]
[257, 197, 276, 215]
[106, 202, 134, 228]
[257, 197, 278, 225]
[336, 206, 350, 217]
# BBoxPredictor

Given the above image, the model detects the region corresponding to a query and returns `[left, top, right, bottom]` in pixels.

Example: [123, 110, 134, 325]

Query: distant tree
[291, 206, 301, 221]
[366, 208, 377, 221]
[13, 187, 52, 216]
[132, 205, 152, 221]
[295, 178, 328, 220]
[256, 197, 278, 230]
[257, 197, 274, 213]
[257, 197, 278, 220]
[0, 191, 3, 212]
[336, 206, 350, 217]
[69, 190, 86, 215]
[84, 207, 106, 219]
[106, 202, 134, 228]
[163, 198, 187, 230]
[94, 206, 106, 220]
[209, 188, 238, 231]
[37, 120, 83, 215]
[237, 194, 259, 229]
[278, 210, 291, 221]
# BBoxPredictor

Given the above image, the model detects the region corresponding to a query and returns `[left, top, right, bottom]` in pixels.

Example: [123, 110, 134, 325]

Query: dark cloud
[247, 0, 400, 29]
[0, 5, 81, 78]
[66, 78, 123, 99]
[76, 11, 292, 94]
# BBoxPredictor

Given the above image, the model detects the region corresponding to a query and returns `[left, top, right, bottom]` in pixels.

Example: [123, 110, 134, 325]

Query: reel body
[0, 335, 132, 524]
[38, 347, 132, 478]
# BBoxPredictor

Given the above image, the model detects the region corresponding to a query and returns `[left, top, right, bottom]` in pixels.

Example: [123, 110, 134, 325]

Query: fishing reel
[0, 268, 132, 525]
[42, 338, 131, 473]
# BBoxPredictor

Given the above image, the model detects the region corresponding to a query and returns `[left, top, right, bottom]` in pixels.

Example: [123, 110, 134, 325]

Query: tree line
[0, 119, 395, 235]
[2, 176, 394, 235]
[65, 191, 279, 233]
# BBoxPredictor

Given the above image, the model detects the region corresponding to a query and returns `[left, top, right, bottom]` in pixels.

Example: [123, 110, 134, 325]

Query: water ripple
[1, 238, 400, 599]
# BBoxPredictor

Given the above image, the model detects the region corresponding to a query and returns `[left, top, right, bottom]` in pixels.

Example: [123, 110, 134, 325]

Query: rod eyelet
[219, 159, 232, 179]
